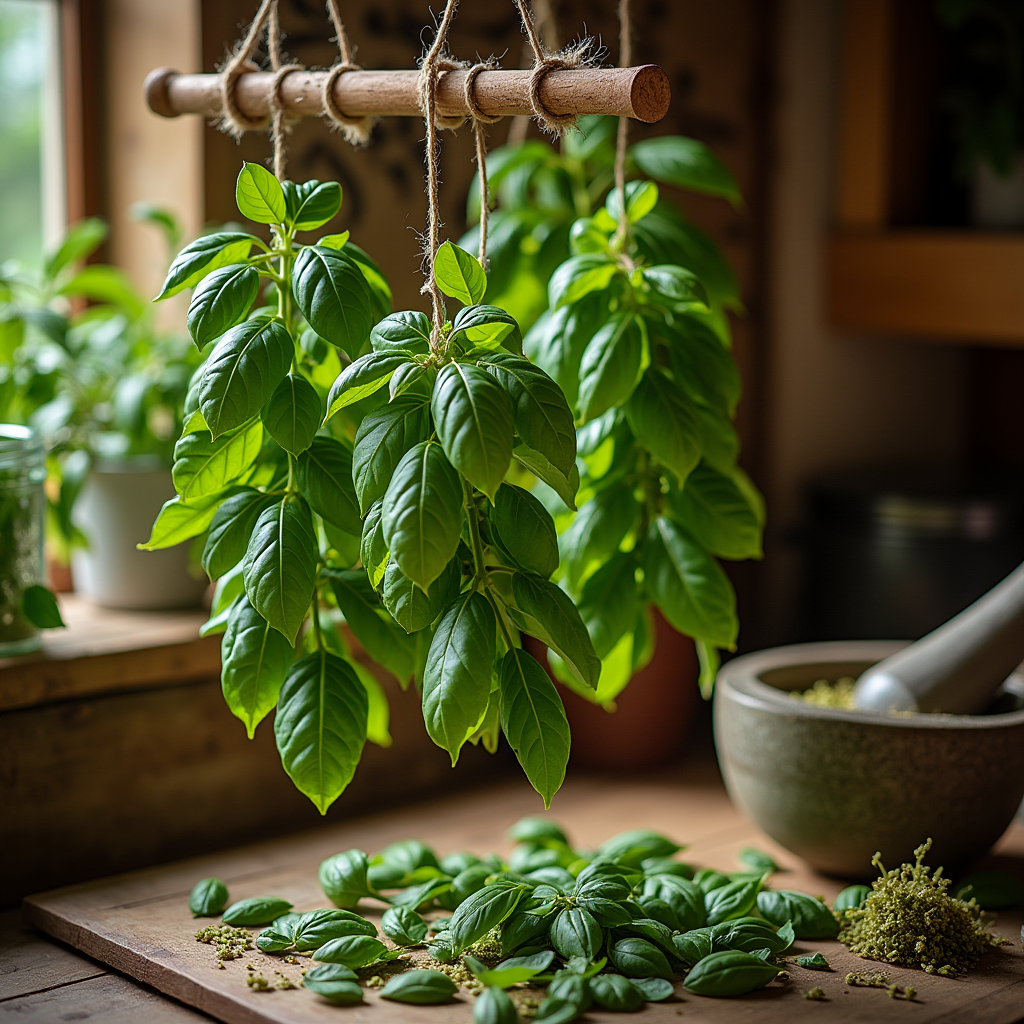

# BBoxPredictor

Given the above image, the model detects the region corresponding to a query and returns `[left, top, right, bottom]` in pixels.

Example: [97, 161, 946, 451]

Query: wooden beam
[829, 232, 1024, 343]
[144, 65, 672, 124]
[836, 0, 894, 228]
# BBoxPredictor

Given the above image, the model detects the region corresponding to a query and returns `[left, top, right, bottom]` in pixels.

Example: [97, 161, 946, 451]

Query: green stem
[312, 591, 323, 651]
[463, 478, 488, 588]
[286, 455, 296, 495]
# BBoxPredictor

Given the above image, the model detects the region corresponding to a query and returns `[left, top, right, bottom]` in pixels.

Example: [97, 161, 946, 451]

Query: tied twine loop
[465, 59, 500, 269]
[322, 0, 374, 145]
[513, 0, 587, 136]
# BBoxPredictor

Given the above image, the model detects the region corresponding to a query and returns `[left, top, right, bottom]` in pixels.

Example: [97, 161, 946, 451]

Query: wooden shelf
[829, 231, 1024, 345]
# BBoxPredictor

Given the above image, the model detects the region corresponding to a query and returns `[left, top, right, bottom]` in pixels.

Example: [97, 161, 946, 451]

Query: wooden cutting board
[21, 769, 1024, 1024]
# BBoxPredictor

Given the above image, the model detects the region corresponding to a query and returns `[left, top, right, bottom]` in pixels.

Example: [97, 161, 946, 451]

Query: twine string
[322, 0, 374, 146]
[614, 0, 632, 242]
[465, 60, 500, 270]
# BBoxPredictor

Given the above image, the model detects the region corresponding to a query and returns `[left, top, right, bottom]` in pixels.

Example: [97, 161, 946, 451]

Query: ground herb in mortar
[792, 678, 856, 709]
[839, 840, 1001, 975]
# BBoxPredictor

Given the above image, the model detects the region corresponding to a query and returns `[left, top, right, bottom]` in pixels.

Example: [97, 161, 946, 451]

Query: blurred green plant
[0, 210, 201, 557]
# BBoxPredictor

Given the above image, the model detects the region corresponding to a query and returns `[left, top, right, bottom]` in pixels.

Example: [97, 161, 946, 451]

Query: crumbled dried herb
[791, 677, 856, 709]
[803, 987, 825, 1000]
[839, 840, 1000, 975]
[195, 923, 252, 963]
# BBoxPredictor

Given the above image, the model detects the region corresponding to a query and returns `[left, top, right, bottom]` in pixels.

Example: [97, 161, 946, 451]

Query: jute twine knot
[322, 0, 374, 145]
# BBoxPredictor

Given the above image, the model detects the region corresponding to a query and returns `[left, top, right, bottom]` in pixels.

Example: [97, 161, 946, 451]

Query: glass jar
[0, 425, 47, 656]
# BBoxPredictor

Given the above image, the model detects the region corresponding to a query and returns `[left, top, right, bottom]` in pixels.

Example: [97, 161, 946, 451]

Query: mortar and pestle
[714, 563, 1024, 878]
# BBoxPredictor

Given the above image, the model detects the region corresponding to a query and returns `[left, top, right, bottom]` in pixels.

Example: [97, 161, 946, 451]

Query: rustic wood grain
[22, 774, 1024, 1024]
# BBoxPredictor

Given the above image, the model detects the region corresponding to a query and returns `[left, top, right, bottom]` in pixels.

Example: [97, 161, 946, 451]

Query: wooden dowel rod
[145, 65, 671, 125]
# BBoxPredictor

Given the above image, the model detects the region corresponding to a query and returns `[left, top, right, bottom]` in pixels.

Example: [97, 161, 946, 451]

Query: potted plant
[0, 211, 205, 608]
[461, 118, 764, 765]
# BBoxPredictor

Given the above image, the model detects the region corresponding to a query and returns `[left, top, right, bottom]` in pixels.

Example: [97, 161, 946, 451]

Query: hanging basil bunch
[144, 163, 595, 813]
[464, 121, 763, 700]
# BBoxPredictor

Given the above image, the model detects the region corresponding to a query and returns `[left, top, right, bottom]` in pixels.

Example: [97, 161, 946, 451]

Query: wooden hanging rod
[145, 65, 671, 125]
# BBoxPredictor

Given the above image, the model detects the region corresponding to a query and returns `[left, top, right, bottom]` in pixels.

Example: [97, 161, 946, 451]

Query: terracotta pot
[527, 610, 700, 771]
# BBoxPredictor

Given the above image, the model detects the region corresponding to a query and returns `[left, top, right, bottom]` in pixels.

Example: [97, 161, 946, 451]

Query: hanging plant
[463, 120, 764, 701]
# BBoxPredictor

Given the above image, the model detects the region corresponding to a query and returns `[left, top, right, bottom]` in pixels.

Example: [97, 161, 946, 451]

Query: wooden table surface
[7, 765, 1024, 1024]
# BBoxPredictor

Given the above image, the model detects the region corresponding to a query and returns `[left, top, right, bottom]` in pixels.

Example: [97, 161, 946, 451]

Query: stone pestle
[853, 561, 1024, 714]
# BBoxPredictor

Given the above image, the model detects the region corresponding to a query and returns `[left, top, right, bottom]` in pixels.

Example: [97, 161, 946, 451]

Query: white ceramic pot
[71, 459, 207, 610]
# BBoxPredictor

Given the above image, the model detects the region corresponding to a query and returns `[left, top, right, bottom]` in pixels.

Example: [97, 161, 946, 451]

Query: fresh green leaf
[796, 952, 831, 970]
[577, 312, 644, 422]
[360, 500, 389, 589]
[261, 373, 321, 456]
[499, 647, 571, 808]
[235, 162, 287, 224]
[625, 367, 702, 486]
[296, 436, 362, 534]
[671, 463, 763, 560]
[512, 443, 578, 512]
[383, 556, 461, 633]
[171, 422, 263, 503]
[303, 969, 364, 1005]
[44, 217, 107, 280]
[489, 483, 559, 577]
[630, 978, 674, 1002]
[202, 488, 275, 578]
[705, 878, 762, 926]
[220, 594, 294, 737]
[382, 906, 429, 946]
[381, 441, 464, 591]
[275, 649, 368, 814]
[186, 264, 259, 349]
[608, 937, 674, 980]
[833, 885, 871, 913]
[284, 179, 342, 231]
[293, 907, 377, 950]
[242, 496, 318, 643]
[352, 393, 431, 514]
[448, 881, 527, 954]
[198, 318, 293, 438]
[292, 245, 375, 355]
[432, 362, 514, 502]
[642, 875, 705, 930]
[312, 933, 389, 967]
[474, 984, 519, 1024]
[189, 877, 229, 917]
[630, 137, 742, 206]
[451, 304, 522, 354]
[738, 847, 778, 875]
[20, 585, 65, 629]
[643, 517, 737, 648]
[672, 929, 713, 965]
[589, 974, 645, 1012]
[380, 970, 457, 1004]
[756, 891, 839, 939]
[222, 896, 293, 925]
[139, 494, 223, 551]
[548, 254, 619, 309]
[423, 592, 497, 764]
[156, 232, 257, 299]
[434, 241, 487, 305]
[560, 484, 638, 589]
[325, 351, 409, 418]
[370, 310, 432, 355]
[506, 571, 599, 690]
[605, 179, 660, 224]
[683, 949, 782, 997]
[575, 551, 639, 659]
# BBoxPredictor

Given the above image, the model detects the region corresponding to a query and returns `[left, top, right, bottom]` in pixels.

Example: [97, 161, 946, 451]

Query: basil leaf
[303, 973, 364, 1005]
[474, 984, 519, 1024]
[312, 934, 389, 967]
[795, 952, 831, 970]
[589, 974, 644, 1012]
[423, 592, 497, 764]
[710, 917, 790, 954]
[432, 362, 513, 501]
[641, 857, 694, 878]
[434, 240, 487, 305]
[352, 392, 431, 514]
[606, 179, 660, 224]
[577, 312, 644, 422]
[296, 436, 362, 534]
[682, 949, 782, 997]
[222, 896, 293, 925]
[508, 817, 569, 845]
[360, 500, 389, 588]
[694, 869, 731, 894]
[451, 304, 522, 354]
[370, 309, 432, 355]
[625, 367, 702, 486]
[186, 264, 259, 349]
[630, 977, 674, 1002]
[202, 488, 275, 579]
[601, 829, 681, 865]
[325, 351, 409, 418]
[157, 231, 256, 299]
[382, 556, 461, 633]
[672, 928, 713, 965]
[642, 517, 737, 648]
[560, 484, 638, 589]
[506, 571, 599, 690]
[220, 595, 293, 737]
[467, 950, 555, 989]
[328, 569, 416, 684]
[275, 649, 368, 813]
[382, 441, 464, 591]
[609, 937, 673, 980]
[642, 875, 705, 930]
[550, 907, 601, 961]
[448, 881, 528, 954]
[705, 878, 762, 926]
[236, 162, 287, 223]
[380, 969, 458, 1004]
[489, 483, 558, 578]
[524, 299, 604, 408]
[738, 847, 778, 875]
[255, 929, 293, 952]
[260, 373, 321, 456]
[293, 245, 375, 355]
[642, 264, 707, 310]
[575, 551, 639, 659]
[189, 877, 228, 917]
[172, 422, 263, 502]
[305, 962, 357, 982]
[548, 254, 619, 309]
[535, 997, 583, 1024]
[661, 316, 741, 415]
[630, 136, 742, 205]
[242, 496, 317, 643]
[833, 885, 871, 913]
[198, 318, 293, 438]
[498, 648, 570, 807]
[382, 906, 429, 946]
[318, 850, 378, 909]
[475, 351, 576, 479]
[512, 443, 579, 512]
[390, 876, 453, 911]
[284, 179, 342, 231]
[292, 908, 375, 951]
[756, 891, 839, 939]
[140, 493, 224, 551]
[500, 910, 553, 956]
[547, 970, 591, 1009]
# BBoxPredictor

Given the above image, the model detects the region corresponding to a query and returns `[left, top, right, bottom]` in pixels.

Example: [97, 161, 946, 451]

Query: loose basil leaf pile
[146, 164, 596, 812]
[213, 815, 824, 1011]
[462, 117, 764, 701]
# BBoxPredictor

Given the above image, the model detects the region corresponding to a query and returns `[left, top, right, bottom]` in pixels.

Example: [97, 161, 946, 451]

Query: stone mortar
[713, 640, 1024, 879]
